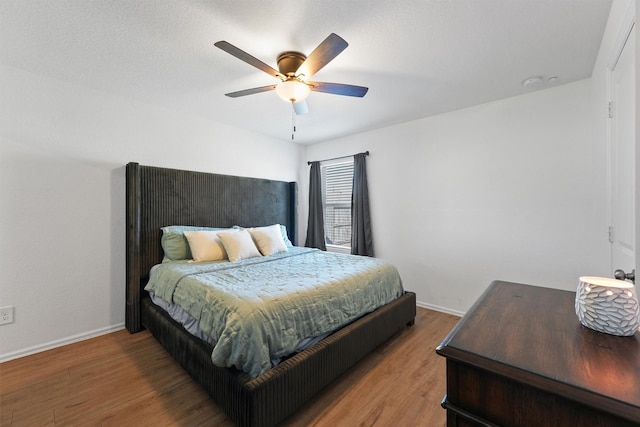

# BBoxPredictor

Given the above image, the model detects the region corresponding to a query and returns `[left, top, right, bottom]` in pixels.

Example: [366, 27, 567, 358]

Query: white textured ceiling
[0, 0, 612, 144]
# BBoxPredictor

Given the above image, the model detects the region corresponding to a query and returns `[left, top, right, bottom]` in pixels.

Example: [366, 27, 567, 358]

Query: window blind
[322, 161, 354, 247]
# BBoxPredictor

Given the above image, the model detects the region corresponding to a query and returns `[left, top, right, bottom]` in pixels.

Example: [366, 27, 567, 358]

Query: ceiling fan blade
[308, 81, 369, 97]
[224, 85, 277, 98]
[215, 41, 284, 79]
[296, 33, 348, 78]
[293, 100, 309, 115]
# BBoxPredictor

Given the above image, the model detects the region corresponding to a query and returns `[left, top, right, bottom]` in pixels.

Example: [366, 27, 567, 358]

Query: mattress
[145, 247, 404, 377]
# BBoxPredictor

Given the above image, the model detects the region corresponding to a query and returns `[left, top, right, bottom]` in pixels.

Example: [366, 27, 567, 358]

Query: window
[322, 160, 354, 250]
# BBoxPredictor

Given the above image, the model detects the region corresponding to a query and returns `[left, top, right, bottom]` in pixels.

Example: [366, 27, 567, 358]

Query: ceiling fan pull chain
[291, 103, 296, 140]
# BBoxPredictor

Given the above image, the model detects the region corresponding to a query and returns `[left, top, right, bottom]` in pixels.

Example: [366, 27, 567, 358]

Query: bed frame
[125, 162, 417, 427]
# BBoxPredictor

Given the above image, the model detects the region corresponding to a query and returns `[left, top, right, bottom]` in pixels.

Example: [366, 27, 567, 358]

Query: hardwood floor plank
[0, 308, 459, 426]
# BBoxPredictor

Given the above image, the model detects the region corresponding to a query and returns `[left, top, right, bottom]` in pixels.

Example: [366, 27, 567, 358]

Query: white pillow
[217, 229, 262, 262]
[249, 224, 288, 256]
[183, 230, 228, 262]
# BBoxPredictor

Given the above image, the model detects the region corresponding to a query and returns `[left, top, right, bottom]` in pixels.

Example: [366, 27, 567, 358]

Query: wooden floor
[0, 308, 460, 426]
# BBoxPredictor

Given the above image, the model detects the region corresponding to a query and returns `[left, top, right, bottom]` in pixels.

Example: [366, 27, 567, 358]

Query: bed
[125, 162, 417, 427]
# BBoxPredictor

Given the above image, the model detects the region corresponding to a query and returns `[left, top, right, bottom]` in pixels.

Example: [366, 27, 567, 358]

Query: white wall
[303, 77, 610, 315]
[0, 65, 302, 361]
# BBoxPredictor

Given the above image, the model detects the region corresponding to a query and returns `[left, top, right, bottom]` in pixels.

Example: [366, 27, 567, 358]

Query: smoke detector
[522, 76, 544, 88]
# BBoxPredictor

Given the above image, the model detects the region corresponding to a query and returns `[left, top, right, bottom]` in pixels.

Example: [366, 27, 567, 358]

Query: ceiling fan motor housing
[277, 51, 307, 76]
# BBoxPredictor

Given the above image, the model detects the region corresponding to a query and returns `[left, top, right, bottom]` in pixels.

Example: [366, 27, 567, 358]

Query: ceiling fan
[214, 33, 368, 115]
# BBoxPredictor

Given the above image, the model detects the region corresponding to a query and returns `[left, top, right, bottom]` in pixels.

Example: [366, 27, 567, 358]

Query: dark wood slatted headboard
[125, 162, 297, 332]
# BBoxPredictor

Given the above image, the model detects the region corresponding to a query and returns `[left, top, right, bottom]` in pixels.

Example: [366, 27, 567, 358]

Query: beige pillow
[249, 224, 288, 256]
[183, 230, 228, 262]
[217, 229, 262, 262]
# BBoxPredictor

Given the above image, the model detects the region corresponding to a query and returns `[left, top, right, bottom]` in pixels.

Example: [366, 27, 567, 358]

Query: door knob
[614, 268, 635, 284]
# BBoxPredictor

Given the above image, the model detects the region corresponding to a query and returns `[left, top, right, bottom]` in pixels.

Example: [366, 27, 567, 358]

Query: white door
[609, 23, 635, 281]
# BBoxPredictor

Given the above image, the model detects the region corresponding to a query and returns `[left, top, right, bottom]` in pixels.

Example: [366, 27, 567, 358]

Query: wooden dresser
[436, 280, 640, 427]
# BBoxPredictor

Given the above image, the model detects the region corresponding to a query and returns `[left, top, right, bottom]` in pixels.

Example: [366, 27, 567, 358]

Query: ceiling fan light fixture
[276, 79, 310, 103]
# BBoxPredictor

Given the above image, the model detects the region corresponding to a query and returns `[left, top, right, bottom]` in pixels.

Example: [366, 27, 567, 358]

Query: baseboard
[0, 323, 125, 363]
[416, 300, 465, 318]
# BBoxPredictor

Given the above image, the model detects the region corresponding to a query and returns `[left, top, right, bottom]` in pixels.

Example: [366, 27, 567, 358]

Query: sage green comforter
[145, 247, 404, 377]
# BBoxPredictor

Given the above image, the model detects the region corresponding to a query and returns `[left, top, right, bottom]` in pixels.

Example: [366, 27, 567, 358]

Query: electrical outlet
[0, 306, 14, 325]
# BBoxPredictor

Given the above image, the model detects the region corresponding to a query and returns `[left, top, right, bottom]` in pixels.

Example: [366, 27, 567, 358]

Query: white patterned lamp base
[575, 276, 640, 337]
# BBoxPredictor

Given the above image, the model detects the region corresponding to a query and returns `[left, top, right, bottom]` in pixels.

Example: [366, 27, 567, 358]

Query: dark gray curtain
[305, 161, 326, 250]
[351, 153, 374, 256]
